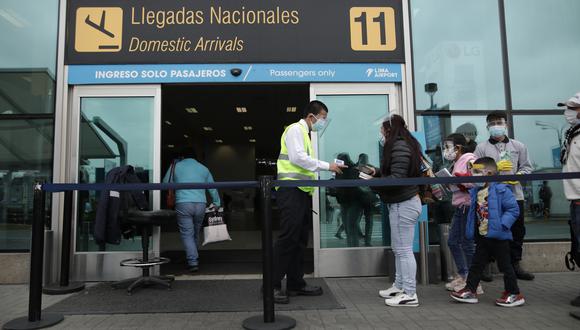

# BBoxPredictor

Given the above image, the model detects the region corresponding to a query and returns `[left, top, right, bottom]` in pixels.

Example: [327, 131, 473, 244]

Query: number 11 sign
[350, 7, 397, 51]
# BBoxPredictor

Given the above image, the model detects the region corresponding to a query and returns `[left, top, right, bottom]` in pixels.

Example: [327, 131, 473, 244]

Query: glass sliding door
[310, 83, 399, 277]
[69, 85, 161, 281]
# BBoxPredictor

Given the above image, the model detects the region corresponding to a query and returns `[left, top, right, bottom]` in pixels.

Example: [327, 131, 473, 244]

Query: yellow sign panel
[350, 7, 396, 51]
[75, 7, 123, 52]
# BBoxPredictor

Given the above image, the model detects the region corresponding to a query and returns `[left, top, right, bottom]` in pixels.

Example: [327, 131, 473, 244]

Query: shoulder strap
[169, 160, 176, 183]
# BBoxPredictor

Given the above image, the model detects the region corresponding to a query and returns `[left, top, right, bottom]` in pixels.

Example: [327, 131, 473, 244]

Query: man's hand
[329, 162, 347, 174]
[497, 159, 513, 172]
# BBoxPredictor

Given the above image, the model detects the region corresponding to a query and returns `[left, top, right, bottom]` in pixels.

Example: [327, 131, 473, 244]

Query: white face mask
[443, 148, 457, 161]
[564, 109, 580, 125]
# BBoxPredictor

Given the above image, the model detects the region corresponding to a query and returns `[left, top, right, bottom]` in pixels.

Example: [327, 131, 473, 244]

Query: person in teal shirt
[163, 150, 220, 273]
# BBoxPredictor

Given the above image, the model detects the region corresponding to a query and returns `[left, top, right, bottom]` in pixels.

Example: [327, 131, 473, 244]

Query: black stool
[112, 209, 176, 295]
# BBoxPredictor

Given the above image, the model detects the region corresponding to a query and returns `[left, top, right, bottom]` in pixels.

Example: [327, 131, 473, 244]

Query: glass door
[69, 85, 161, 281]
[310, 83, 400, 277]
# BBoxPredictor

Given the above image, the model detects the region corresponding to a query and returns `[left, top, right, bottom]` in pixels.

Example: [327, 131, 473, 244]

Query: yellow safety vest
[277, 122, 316, 194]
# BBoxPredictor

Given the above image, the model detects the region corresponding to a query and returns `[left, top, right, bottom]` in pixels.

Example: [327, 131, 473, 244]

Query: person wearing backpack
[370, 114, 423, 307]
[558, 92, 580, 316]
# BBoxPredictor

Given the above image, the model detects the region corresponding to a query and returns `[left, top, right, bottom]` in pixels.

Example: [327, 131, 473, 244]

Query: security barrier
[4, 172, 580, 330]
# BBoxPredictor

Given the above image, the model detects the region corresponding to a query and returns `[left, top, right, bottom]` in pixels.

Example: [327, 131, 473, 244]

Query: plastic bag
[202, 205, 231, 246]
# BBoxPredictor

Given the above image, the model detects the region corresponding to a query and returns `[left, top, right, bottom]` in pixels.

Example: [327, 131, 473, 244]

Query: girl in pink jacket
[442, 133, 480, 293]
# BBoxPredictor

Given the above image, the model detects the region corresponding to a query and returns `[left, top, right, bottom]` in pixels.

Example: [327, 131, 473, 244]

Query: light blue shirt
[163, 158, 221, 206]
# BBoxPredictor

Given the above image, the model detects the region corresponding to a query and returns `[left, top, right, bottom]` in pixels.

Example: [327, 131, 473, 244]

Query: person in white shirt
[273, 100, 345, 304]
[559, 92, 580, 315]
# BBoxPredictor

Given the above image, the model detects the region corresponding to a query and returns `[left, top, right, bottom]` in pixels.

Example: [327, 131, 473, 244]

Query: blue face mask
[488, 125, 507, 138]
[312, 116, 327, 132]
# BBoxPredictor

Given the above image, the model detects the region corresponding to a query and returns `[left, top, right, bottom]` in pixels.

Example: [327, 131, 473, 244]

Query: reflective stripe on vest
[277, 122, 316, 194]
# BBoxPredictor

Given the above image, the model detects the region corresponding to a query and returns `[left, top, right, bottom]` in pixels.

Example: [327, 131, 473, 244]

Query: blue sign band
[67, 63, 403, 84]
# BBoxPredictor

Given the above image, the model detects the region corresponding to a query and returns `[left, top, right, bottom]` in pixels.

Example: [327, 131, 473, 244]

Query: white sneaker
[446, 276, 465, 292]
[378, 284, 404, 298]
[385, 293, 419, 307]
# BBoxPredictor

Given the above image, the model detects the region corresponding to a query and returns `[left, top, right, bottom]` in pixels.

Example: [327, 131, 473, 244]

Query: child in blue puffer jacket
[451, 157, 525, 307]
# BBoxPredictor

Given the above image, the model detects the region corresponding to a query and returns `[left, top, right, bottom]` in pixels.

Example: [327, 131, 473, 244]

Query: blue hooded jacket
[466, 183, 519, 241]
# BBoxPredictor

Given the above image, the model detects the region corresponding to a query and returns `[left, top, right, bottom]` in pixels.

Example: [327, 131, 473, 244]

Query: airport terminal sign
[66, 0, 404, 64]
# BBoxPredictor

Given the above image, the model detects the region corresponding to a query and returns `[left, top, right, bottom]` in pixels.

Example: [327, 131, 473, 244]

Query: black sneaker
[571, 295, 580, 307]
[513, 262, 535, 281]
[287, 285, 323, 296]
[188, 265, 199, 273]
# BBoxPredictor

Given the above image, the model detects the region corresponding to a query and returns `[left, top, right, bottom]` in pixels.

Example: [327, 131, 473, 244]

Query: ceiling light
[164, 120, 172, 125]
[203, 126, 213, 131]
[167, 144, 174, 148]
[236, 107, 247, 113]
[249, 139, 256, 143]
[215, 139, 223, 143]
[183, 134, 189, 138]
[243, 126, 253, 131]
[185, 107, 198, 113]
[286, 106, 297, 113]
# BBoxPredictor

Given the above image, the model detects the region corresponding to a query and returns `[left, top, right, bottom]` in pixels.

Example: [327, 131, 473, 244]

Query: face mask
[488, 125, 507, 138]
[443, 148, 457, 161]
[311, 116, 327, 132]
[564, 109, 580, 125]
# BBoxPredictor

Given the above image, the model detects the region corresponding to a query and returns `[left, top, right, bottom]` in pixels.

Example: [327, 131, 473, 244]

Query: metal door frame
[309, 83, 401, 277]
[68, 84, 162, 281]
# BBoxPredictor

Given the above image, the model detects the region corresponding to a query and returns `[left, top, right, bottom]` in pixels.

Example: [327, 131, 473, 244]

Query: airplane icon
[85, 10, 115, 38]
[75, 7, 123, 52]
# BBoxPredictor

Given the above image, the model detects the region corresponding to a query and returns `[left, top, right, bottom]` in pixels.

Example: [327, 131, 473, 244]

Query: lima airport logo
[366, 67, 398, 78]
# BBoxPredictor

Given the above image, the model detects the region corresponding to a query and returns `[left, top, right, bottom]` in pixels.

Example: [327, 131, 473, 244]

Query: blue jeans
[175, 202, 206, 267]
[388, 195, 422, 295]
[448, 205, 475, 278]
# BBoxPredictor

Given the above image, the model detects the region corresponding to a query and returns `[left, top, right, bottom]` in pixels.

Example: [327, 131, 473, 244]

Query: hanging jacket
[94, 165, 148, 245]
[465, 183, 519, 241]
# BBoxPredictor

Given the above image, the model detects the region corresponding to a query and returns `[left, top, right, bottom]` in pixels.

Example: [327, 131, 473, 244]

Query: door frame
[309, 83, 401, 277]
[68, 84, 162, 281]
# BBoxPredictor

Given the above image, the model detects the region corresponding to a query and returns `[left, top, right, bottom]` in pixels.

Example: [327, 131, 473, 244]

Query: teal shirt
[163, 158, 221, 206]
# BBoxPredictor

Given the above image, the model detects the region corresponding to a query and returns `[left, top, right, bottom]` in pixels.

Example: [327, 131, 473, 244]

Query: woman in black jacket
[373, 114, 423, 307]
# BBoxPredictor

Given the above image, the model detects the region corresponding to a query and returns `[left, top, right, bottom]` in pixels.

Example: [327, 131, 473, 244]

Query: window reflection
[76, 97, 154, 252]
[505, 0, 580, 109]
[0, 119, 53, 250]
[317, 95, 388, 248]
[411, 0, 505, 110]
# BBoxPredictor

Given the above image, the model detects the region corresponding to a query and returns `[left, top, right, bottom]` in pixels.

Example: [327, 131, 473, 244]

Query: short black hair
[486, 111, 507, 123]
[302, 100, 328, 118]
[443, 133, 467, 147]
[473, 157, 498, 174]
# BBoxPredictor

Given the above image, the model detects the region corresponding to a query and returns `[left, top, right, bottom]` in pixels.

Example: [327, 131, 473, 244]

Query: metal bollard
[43, 190, 85, 295]
[242, 176, 296, 330]
[3, 185, 64, 330]
[419, 221, 429, 285]
[439, 223, 455, 282]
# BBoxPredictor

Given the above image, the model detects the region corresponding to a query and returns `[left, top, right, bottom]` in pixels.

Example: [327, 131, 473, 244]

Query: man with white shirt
[273, 100, 345, 304]
[559, 92, 580, 318]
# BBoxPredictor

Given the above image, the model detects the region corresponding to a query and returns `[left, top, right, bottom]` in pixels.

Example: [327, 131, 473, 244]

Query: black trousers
[510, 201, 526, 263]
[273, 187, 311, 290]
[467, 237, 520, 294]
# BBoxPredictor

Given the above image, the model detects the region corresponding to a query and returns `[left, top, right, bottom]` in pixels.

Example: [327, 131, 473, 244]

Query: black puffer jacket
[373, 139, 419, 204]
